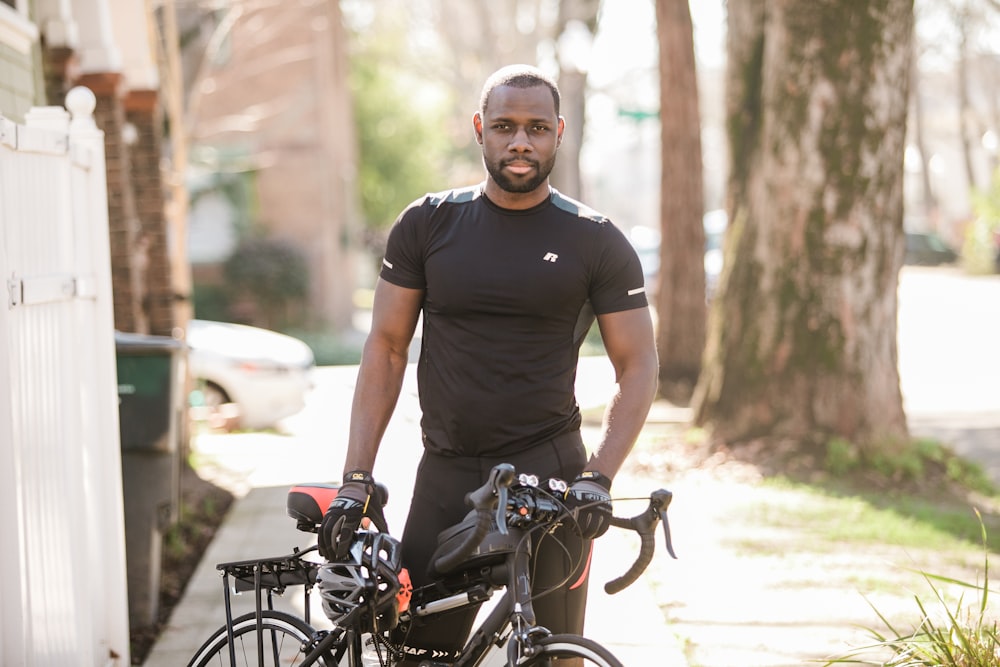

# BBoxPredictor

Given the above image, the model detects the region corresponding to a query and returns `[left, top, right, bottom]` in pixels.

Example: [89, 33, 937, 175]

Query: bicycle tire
[187, 610, 336, 667]
[510, 633, 623, 667]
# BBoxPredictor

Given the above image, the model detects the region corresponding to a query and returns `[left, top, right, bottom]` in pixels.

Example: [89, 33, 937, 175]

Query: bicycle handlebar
[429, 463, 677, 594]
[604, 489, 676, 594]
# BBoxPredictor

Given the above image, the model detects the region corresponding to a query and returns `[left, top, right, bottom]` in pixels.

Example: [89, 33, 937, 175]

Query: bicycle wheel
[511, 633, 623, 667]
[187, 610, 337, 667]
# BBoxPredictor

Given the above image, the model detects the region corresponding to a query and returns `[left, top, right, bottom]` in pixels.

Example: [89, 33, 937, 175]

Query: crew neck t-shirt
[380, 184, 648, 457]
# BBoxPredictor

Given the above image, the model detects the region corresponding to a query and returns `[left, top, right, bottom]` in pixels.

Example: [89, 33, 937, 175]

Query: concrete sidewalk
[144, 359, 689, 665]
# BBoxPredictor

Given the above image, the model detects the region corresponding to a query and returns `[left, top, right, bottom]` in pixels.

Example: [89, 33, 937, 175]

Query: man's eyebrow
[488, 115, 554, 124]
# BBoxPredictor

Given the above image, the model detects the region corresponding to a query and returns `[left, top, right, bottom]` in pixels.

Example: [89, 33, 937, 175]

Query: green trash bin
[115, 331, 187, 629]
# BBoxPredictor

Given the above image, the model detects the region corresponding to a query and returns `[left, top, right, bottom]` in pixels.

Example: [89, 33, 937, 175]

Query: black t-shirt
[380, 184, 648, 457]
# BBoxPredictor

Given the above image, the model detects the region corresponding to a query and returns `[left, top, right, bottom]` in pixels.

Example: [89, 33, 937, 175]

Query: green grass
[632, 423, 1000, 556]
[733, 477, 1000, 555]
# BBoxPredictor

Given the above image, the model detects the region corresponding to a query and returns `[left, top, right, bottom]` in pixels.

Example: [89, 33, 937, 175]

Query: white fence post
[67, 85, 132, 667]
[0, 87, 130, 666]
[0, 108, 29, 667]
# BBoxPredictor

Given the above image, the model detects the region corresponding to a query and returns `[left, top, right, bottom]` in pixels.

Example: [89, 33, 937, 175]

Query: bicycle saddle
[286, 482, 390, 532]
[286, 483, 340, 532]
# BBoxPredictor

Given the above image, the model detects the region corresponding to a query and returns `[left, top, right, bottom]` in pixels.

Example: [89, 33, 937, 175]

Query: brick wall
[40, 44, 74, 108]
[77, 71, 147, 334]
[34, 42, 176, 338]
[126, 90, 175, 336]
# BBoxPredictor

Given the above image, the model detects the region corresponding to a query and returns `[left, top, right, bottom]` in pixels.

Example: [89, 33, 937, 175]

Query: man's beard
[484, 154, 556, 194]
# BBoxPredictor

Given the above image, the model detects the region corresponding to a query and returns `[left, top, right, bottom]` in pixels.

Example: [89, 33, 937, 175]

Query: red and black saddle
[286, 482, 389, 532]
[286, 483, 340, 532]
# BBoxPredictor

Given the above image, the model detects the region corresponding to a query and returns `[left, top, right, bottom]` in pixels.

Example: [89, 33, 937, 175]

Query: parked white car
[186, 319, 315, 430]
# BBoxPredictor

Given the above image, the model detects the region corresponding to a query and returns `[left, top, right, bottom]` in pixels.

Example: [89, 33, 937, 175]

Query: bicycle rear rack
[216, 547, 322, 664]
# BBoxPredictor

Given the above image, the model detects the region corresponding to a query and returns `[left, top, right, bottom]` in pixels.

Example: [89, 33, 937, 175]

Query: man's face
[474, 85, 564, 195]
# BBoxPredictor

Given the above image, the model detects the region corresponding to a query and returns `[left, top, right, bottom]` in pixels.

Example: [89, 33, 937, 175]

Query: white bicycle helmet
[317, 530, 411, 632]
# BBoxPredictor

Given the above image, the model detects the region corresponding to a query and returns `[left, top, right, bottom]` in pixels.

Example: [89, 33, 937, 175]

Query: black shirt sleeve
[379, 198, 429, 290]
[588, 221, 649, 315]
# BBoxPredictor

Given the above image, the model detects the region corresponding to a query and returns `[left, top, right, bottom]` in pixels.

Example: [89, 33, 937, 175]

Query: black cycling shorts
[392, 431, 591, 662]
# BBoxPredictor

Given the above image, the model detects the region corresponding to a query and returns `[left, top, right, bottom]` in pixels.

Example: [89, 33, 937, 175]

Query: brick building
[184, 0, 360, 331]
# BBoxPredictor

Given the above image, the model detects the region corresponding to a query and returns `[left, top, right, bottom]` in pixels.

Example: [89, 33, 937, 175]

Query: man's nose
[509, 127, 532, 151]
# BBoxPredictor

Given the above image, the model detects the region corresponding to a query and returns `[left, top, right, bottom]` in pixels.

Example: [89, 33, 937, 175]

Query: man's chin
[495, 175, 545, 194]
[485, 160, 551, 194]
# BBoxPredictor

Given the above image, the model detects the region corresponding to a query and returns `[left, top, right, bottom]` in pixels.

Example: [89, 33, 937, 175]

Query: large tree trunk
[693, 1, 912, 452]
[655, 0, 706, 402]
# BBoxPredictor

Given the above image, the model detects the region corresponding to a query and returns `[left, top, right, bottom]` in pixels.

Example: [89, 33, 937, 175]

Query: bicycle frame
[403, 536, 539, 666]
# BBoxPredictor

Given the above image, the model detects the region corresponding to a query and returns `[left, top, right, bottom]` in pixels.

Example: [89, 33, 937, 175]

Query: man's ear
[556, 116, 565, 147]
[473, 112, 484, 144]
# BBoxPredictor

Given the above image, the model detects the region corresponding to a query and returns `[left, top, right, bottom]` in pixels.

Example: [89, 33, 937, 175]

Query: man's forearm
[586, 366, 658, 480]
[342, 342, 410, 473]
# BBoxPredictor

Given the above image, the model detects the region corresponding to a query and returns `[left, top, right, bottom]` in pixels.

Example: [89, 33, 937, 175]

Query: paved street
[897, 266, 1000, 478]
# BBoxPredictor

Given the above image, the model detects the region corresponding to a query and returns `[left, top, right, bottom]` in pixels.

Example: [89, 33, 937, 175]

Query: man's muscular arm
[342, 278, 424, 473]
[585, 306, 658, 480]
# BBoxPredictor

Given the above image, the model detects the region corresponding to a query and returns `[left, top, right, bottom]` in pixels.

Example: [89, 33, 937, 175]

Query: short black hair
[479, 64, 561, 116]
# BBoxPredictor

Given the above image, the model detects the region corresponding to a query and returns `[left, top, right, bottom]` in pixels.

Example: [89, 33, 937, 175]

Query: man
[318, 64, 658, 665]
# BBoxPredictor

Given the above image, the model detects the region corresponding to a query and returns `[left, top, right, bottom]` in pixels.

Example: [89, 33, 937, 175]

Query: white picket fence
[0, 88, 130, 665]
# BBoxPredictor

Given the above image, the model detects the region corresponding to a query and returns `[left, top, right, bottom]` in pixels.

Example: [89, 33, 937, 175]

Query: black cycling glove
[318, 470, 376, 560]
[563, 471, 613, 539]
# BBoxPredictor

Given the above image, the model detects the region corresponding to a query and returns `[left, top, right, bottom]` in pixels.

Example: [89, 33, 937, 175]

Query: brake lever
[492, 464, 516, 535]
[496, 484, 510, 535]
[650, 489, 677, 559]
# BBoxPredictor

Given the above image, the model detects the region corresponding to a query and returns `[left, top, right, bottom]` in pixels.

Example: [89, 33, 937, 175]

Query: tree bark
[693, 0, 912, 452]
[655, 0, 706, 402]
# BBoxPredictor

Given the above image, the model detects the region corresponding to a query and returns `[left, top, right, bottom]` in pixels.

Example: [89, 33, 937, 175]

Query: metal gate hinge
[8, 276, 22, 308]
[7, 273, 96, 308]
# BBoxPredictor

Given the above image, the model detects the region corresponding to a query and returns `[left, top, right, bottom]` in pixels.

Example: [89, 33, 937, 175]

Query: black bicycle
[187, 463, 676, 666]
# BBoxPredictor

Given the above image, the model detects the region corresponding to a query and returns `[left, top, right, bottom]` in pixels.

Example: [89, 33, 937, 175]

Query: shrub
[223, 237, 309, 330]
[823, 437, 995, 495]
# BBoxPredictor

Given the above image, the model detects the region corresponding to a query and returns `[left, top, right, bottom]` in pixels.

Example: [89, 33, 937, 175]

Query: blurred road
[897, 266, 1000, 480]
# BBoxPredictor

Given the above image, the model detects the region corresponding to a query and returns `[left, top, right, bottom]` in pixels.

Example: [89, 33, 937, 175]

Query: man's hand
[564, 471, 613, 539]
[318, 471, 375, 560]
